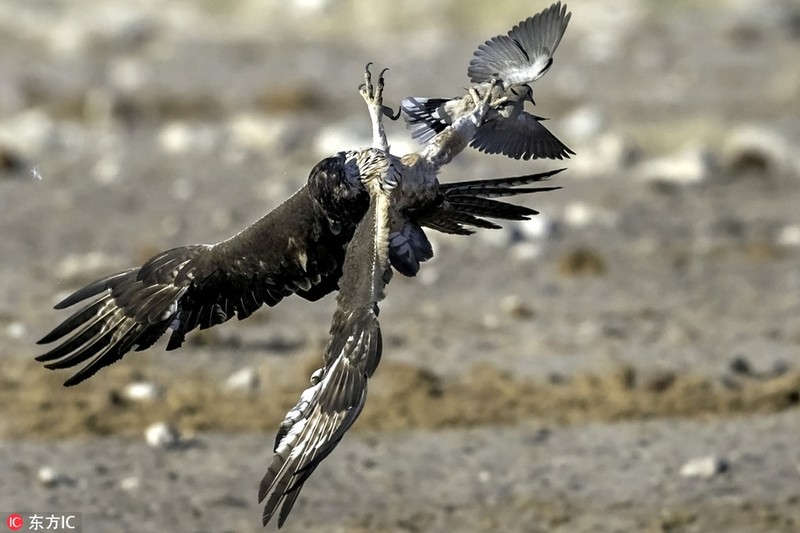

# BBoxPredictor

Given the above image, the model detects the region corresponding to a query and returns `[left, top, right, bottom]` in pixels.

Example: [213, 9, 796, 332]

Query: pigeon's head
[307, 152, 369, 234]
[509, 84, 535, 106]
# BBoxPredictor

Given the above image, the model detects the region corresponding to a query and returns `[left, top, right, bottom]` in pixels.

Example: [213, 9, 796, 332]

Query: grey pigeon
[400, 2, 574, 161]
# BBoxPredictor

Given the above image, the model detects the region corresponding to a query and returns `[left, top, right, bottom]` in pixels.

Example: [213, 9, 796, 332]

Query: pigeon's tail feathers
[400, 97, 452, 145]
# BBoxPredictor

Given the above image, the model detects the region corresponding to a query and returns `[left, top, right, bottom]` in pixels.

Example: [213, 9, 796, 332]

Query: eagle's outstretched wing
[468, 1, 571, 86]
[259, 189, 391, 528]
[36, 154, 368, 386]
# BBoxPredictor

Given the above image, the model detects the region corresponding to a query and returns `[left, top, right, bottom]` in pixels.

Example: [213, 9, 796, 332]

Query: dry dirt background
[1, 0, 799, 532]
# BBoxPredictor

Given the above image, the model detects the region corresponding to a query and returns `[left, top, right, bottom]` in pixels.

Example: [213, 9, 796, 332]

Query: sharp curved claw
[381, 105, 401, 121]
[364, 62, 373, 80]
[377, 67, 389, 91]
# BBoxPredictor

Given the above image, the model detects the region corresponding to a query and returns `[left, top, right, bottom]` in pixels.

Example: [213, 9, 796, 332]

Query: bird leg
[359, 63, 392, 152]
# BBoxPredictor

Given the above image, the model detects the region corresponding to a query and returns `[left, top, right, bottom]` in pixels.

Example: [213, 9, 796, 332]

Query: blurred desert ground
[1, 0, 799, 531]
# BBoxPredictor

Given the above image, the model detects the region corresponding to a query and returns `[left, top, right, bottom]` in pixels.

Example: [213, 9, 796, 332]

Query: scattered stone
[722, 125, 792, 175]
[557, 248, 607, 277]
[314, 123, 369, 157]
[5, 321, 27, 339]
[0, 144, 26, 173]
[107, 57, 150, 93]
[481, 313, 501, 331]
[575, 320, 601, 341]
[119, 476, 141, 492]
[563, 202, 594, 228]
[510, 242, 543, 262]
[478, 225, 515, 247]
[54, 251, 125, 282]
[159, 121, 218, 155]
[561, 105, 608, 143]
[500, 295, 535, 320]
[45, 20, 90, 56]
[637, 144, 714, 185]
[224, 367, 261, 394]
[144, 422, 181, 449]
[0, 110, 58, 156]
[777, 225, 800, 247]
[570, 133, 637, 178]
[729, 356, 753, 376]
[227, 113, 290, 152]
[93, 155, 122, 185]
[123, 381, 162, 402]
[680, 455, 728, 479]
[515, 214, 555, 241]
[563, 201, 618, 229]
[37, 466, 63, 488]
[643, 370, 677, 393]
[314, 123, 419, 159]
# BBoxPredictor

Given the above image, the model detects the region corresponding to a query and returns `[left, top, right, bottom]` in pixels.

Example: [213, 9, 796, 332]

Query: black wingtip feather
[52, 270, 134, 310]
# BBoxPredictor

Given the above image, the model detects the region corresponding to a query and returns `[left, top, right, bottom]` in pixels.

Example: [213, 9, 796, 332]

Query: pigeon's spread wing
[36, 185, 351, 386]
[470, 112, 574, 161]
[259, 191, 391, 528]
[468, 2, 571, 85]
[414, 169, 564, 235]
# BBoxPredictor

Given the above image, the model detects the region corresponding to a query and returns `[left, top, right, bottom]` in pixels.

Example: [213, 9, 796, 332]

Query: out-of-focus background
[1, 0, 799, 531]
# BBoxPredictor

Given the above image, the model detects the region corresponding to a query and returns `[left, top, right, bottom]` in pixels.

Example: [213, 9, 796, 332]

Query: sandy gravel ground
[1, 1, 799, 531]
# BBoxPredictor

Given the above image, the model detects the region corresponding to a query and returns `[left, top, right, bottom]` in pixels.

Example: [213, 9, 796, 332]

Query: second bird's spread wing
[37, 156, 366, 386]
[470, 112, 575, 161]
[468, 2, 571, 86]
[259, 189, 391, 528]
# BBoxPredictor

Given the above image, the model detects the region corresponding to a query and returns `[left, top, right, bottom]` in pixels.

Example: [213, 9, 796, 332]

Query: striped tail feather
[416, 168, 563, 235]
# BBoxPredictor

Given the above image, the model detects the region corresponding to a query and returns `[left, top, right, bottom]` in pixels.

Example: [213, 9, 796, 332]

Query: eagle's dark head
[307, 152, 369, 235]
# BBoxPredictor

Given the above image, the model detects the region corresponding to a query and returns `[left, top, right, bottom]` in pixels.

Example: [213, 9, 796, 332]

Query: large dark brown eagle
[37, 65, 564, 528]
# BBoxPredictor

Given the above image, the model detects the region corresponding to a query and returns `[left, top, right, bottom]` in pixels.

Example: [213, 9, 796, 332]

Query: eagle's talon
[378, 67, 390, 88]
[382, 105, 400, 121]
[359, 62, 391, 151]
[363, 62, 374, 96]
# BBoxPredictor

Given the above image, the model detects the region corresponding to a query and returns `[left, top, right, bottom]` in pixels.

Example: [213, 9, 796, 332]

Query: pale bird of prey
[399, 1, 574, 161]
[36, 65, 562, 528]
[257, 66, 562, 527]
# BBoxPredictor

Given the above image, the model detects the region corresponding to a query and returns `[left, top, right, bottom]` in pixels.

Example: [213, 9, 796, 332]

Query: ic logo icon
[6, 514, 24, 531]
